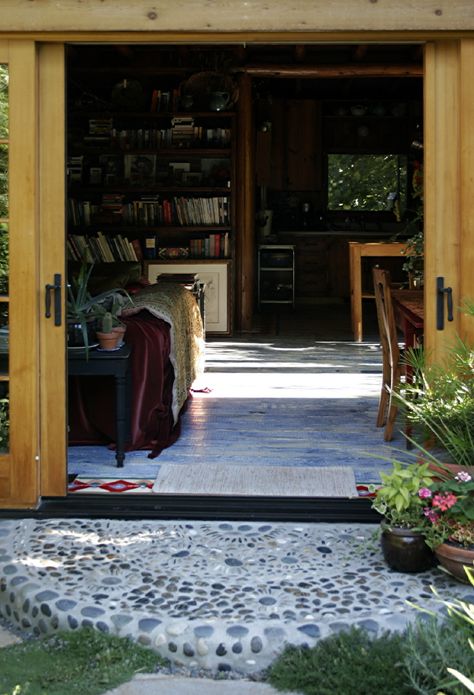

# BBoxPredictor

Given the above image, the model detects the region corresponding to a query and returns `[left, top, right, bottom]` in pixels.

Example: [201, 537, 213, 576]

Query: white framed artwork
[146, 261, 230, 334]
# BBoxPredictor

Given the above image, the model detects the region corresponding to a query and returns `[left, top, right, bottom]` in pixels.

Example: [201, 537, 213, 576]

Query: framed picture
[145, 261, 230, 333]
[124, 154, 156, 184]
[99, 154, 123, 184]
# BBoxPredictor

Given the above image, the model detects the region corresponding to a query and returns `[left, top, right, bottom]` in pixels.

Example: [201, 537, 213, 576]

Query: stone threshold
[0, 518, 472, 674]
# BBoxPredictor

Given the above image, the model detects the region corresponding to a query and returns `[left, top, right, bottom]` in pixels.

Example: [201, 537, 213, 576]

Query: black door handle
[45, 274, 62, 326]
[436, 276, 454, 330]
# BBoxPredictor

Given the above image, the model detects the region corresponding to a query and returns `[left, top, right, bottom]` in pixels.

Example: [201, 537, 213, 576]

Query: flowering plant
[371, 460, 435, 529]
[419, 470, 474, 549]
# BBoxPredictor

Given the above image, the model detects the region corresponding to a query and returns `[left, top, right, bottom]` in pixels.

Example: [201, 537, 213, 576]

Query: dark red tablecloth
[68, 310, 188, 458]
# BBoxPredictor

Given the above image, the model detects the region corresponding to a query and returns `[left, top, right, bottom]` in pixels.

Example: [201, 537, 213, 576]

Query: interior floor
[67, 301, 412, 494]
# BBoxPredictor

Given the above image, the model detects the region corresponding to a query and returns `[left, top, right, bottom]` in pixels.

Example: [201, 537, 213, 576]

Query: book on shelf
[143, 233, 159, 260]
[188, 232, 229, 259]
[67, 232, 139, 264]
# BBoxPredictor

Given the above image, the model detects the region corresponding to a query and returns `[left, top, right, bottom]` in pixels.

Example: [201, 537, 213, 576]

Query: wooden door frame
[0, 40, 40, 508]
[38, 44, 67, 496]
[32, 32, 474, 504]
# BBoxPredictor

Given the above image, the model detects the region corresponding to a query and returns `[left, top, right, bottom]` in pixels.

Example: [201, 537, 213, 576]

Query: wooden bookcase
[66, 58, 236, 333]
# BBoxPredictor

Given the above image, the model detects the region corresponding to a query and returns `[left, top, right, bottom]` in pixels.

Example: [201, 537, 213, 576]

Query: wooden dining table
[391, 288, 424, 349]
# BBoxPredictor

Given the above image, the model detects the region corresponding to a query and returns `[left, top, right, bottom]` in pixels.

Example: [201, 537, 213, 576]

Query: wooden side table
[349, 241, 407, 342]
[68, 344, 132, 467]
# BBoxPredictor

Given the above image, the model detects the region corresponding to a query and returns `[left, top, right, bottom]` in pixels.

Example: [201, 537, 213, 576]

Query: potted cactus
[96, 310, 127, 350]
[68, 262, 133, 354]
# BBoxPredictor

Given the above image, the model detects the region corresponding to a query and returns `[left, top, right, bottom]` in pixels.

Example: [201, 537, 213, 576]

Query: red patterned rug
[68, 477, 377, 497]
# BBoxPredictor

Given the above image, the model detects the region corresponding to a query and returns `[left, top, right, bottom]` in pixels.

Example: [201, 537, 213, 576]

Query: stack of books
[171, 117, 196, 147]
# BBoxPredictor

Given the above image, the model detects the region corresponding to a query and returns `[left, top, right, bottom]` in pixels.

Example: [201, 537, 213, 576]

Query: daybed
[68, 277, 204, 458]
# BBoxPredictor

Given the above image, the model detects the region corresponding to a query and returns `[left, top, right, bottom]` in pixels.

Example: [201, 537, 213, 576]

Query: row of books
[67, 230, 230, 264]
[135, 195, 230, 226]
[150, 88, 180, 113]
[81, 121, 231, 149]
[67, 232, 141, 264]
[189, 233, 230, 258]
[68, 195, 230, 228]
[106, 126, 230, 150]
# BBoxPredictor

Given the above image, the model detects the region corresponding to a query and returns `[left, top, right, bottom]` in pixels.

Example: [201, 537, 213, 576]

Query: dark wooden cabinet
[257, 99, 322, 192]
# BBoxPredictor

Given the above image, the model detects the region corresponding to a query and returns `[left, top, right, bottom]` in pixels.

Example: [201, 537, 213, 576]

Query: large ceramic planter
[428, 461, 474, 480]
[381, 525, 436, 573]
[434, 542, 474, 583]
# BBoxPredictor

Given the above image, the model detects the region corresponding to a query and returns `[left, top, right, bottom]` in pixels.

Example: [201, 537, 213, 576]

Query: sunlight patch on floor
[193, 371, 381, 398]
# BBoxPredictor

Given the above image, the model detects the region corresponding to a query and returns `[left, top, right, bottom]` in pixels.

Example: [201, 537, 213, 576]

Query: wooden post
[424, 41, 462, 361]
[236, 72, 255, 333]
[460, 39, 474, 344]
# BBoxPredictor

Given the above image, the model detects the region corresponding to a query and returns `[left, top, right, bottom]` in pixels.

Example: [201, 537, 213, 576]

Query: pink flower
[432, 492, 458, 511]
[455, 471, 472, 483]
[418, 487, 432, 499]
[423, 507, 440, 523]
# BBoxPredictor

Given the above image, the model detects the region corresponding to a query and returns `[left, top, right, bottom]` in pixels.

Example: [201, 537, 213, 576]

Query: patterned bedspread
[122, 283, 205, 424]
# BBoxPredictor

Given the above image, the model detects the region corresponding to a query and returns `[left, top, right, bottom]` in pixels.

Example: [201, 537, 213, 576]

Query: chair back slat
[372, 267, 401, 440]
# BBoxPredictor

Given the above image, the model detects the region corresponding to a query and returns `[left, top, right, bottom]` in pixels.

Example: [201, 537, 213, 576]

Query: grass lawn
[0, 628, 165, 695]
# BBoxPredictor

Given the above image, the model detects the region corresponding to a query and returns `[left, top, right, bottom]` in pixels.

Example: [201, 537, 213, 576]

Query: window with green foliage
[327, 153, 407, 213]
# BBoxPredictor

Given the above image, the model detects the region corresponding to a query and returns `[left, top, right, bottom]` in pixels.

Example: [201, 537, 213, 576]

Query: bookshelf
[66, 64, 236, 331]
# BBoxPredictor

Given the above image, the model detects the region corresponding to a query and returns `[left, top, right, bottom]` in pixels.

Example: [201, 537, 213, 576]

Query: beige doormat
[153, 464, 358, 497]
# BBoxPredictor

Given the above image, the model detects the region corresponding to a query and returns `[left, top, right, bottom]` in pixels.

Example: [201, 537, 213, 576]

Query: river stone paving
[0, 518, 472, 674]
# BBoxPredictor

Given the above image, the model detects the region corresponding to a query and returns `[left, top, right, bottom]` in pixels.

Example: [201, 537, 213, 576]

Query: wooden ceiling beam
[238, 64, 423, 78]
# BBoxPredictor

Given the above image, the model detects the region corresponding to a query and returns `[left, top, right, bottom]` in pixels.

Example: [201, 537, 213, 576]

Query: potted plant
[371, 459, 438, 572]
[418, 470, 474, 583]
[67, 262, 99, 352]
[394, 331, 474, 476]
[67, 262, 133, 355]
[393, 158, 424, 287]
[96, 310, 127, 351]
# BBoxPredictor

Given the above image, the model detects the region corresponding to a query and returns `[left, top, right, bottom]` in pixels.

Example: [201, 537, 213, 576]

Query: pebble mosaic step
[0, 518, 472, 674]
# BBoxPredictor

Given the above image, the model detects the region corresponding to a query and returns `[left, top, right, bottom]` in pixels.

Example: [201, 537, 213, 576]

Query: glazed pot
[381, 525, 436, 573]
[434, 542, 474, 583]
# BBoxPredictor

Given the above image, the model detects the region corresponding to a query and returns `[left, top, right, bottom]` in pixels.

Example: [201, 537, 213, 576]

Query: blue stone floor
[68, 314, 412, 487]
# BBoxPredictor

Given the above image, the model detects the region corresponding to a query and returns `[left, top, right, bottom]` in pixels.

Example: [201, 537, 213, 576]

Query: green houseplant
[394, 302, 474, 473]
[95, 308, 127, 350]
[67, 262, 133, 354]
[393, 158, 424, 287]
[372, 459, 437, 572]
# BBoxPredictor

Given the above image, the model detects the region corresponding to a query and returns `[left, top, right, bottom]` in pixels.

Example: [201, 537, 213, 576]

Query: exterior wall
[0, 2, 473, 509]
[0, 1, 473, 34]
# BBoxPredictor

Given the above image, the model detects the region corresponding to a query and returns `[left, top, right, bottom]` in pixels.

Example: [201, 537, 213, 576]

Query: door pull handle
[45, 273, 62, 326]
[436, 276, 454, 330]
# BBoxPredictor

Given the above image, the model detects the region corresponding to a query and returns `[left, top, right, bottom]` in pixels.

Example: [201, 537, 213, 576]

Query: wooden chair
[372, 267, 403, 441]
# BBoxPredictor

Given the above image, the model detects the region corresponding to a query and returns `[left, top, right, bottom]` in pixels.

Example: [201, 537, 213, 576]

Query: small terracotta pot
[96, 331, 119, 351]
[381, 525, 436, 573]
[111, 325, 126, 347]
[434, 542, 474, 583]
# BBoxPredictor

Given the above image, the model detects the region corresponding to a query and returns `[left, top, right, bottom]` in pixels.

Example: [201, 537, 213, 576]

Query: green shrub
[0, 628, 165, 695]
[267, 626, 412, 695]
[403, 615, 474, 695]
